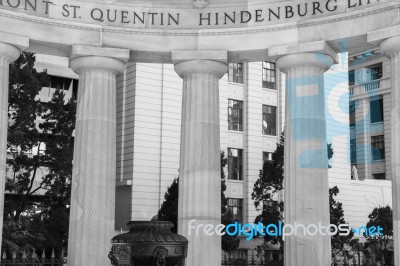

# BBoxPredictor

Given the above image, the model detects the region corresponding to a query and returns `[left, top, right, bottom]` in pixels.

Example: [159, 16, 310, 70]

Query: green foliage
[364, 206, 393, 263]
[366, 206, 393, 237]
[220, 151, 240, 252]
[252, 132, 284, 248]
[157, 178, 179, 233]
[3, 52, 75, 255]
[6, 53, 49, 217]
[330, 186, 354, 256]
[2, 218, 46, 253]
[253, 132, 284, 208]
[328, 143, 334, 168]
[221, 151, 228, 215]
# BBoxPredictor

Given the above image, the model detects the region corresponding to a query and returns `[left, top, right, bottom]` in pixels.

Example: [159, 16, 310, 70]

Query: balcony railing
[349, 77, 390, 96]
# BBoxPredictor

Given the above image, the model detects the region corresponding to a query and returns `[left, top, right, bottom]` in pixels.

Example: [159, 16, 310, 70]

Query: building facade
[114, 61, 285, 231]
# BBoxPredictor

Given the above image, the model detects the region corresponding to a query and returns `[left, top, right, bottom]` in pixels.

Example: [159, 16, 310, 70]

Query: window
[371, 135, 385, 161]
[350, 101, 356, 127]
[262, 62, 276, 90]
[349, 70, 355, 86]
[263, 200, 278, 209]
[350, 139, 357, 164]
[72, 80, 79, 100]
[228, 63, 244, 84]
[262, 105, 277, 136]
[228, 100, 243, 131]
[8, 142, 47, 155]
[370, 63, 383, 80]
[228, 148, 243, 180]
[264, 250, 281, 263]
[225, 250, 248, 261]
[49, 75, 72, 90]
[370, 97, 384, 123]
[263, 152, 273, 163]
[227, 198, 243, 223]
[262, 200, 281, 226]
[373, 173, 386, 180]
[31, 142, 46, 155]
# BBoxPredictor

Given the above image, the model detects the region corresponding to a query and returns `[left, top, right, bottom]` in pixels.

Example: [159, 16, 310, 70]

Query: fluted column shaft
[68, 54, 127, 266]
[0, 42, 22, 246]
[380, 36, 400, 266]
[277, 53, 334, 266]
[174, 60, 227, 266]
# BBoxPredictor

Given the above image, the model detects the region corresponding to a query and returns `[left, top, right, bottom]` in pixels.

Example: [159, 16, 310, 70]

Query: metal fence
[221, 259, 282, 266]
[1, 249, 67, 266]
[221, 249, 283, 266]
[331, 264, 392, 266]
[221, 262, 391, 266]
[221, 258, 392, 266]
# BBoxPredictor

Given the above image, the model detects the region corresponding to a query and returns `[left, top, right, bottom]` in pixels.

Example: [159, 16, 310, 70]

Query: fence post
[222, 251, 226, 266]
[61, 249, 67, 266]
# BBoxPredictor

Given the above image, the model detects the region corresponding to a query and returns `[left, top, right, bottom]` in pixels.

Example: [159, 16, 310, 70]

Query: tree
[6, 52, 49, 221]
[157, 178, 178, 233]
[36, 89, 75, 255]
[330, 186, 354, 256]
[220, 151, 240, 253]
[157, 151, 239, 252]
[252, 132, 284, 249]
[364, 206, 393, 264]
[252, 131, 351, 259]
[3, 52, 75, 255]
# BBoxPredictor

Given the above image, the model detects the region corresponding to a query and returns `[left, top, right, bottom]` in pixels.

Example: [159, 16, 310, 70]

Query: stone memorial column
[173, 51, 227, 266]
[0, 33, 28, 246]
[68, 45, 129, 266]
[380, 36, 400, 266]
[276, 52, 334, 266]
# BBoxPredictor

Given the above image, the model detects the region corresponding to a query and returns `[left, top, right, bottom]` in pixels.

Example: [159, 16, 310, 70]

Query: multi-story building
[114, 61, 285, 232]
[349, 49, 390, 181]
[338, 50, 393, 229]
[113, 61, 287, 259]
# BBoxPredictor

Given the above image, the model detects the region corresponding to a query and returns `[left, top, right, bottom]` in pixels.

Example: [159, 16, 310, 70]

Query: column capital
[276, 52, 334, 74]
[172, 50, 228, 78]
[174, 60, 227, 79]
[269, 40, 337, 60]
[70, 45, 129, 74]
[0, 32, 29, 62]
[171, 50, 227, 64]
[269, 41, 337, 73]
[379, 35, 400, 57]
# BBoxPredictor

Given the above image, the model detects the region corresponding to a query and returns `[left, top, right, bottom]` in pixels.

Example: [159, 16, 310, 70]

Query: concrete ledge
[268, 40, 338, 64]
[71, 45, 130, 62]
[116, 180, 132, 186]
[171, 50, 227, 64]
[368, 25, 400, 46]
[0, 32, 28, 51]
